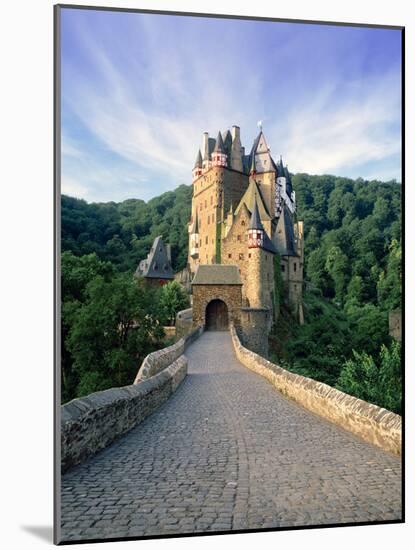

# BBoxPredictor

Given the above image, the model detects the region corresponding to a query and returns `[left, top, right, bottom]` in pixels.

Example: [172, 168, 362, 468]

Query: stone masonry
[60, 331, 401, 543]
[192, 284, 242, 328]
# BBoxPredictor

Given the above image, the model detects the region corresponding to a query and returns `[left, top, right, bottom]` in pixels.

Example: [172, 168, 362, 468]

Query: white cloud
[61, 15, 402, 201]
[266, 71, 401, 180]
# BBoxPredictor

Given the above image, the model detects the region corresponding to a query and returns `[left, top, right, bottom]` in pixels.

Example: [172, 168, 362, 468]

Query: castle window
[208, 215, 210, 224]
[228, 253, 232, 258]
[294, 262, 297, 272]
[248, 253, 251, 258]
[212, 213, 215, 222]
[237, 235, 241, 241]
[205, 236, 208, 245]
[239, 253, 244, 260]
[281, 264, 285, 272]
[241, 220, 246, 226]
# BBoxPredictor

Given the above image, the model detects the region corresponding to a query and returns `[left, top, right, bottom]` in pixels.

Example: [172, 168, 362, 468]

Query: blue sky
[61, 8, 402, 203]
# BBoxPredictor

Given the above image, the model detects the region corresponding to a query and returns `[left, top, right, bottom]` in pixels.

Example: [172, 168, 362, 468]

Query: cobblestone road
[61, 332, 402, 542]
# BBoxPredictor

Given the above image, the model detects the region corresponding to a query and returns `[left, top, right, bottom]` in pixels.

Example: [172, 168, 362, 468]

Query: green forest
[61, 173, 402, 413]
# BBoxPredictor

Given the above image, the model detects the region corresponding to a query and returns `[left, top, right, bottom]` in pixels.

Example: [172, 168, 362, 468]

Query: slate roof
[275, 205, 296, 256]
[194, 149, 203, 168]
[235, 178, 271, 221]
[249, 196, 264, 230]
[134, 235, 174, 280]
[191, 264, 242, 285]
[213, 132, 225, 153]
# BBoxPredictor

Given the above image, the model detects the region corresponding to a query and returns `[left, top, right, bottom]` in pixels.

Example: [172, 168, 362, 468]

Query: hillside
[61, 174, 402, 411]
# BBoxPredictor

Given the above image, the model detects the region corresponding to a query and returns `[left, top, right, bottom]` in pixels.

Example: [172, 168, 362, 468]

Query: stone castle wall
[192, 284, 242, 328]
[61, 356, 188, 472]
[190, 166, 248, 269]
[239, 308, 270, 356]
[61, 327, 204, 472]
[135, 325, 203, 382]
[244, 247, 274, 312]
[230, 324, 401, 456]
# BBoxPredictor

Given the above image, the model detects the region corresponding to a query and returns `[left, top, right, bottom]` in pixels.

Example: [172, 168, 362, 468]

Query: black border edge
[53, 3, 405, 545]
[54, 3, 62, 546]
[56, 3, 404, 30]
[401, 25, 405, 524]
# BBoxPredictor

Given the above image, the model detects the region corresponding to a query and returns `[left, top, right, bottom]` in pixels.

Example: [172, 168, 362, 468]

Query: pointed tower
[192, 149, 203, 181]
[245, 196, 276, 311]
[211, 132, 227, 167]
[189, 211, 200, 260]
[248, 198, 264, 249]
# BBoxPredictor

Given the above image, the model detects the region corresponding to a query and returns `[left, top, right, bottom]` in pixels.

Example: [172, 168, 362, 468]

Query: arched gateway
[205, 299, 229, 331]
[191, 265, 242, 330]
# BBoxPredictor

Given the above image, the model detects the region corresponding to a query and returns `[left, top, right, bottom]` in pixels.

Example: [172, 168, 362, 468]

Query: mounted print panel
[54, 4, 404, 545]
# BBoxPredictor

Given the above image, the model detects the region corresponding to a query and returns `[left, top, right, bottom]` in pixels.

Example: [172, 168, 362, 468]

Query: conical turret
[212, 131, 227, 167]
[248, 196, 264, 248]
[192, 149, 203, 181]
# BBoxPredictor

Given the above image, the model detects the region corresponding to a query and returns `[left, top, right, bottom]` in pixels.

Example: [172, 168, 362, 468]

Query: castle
[187, 125, 304, 354]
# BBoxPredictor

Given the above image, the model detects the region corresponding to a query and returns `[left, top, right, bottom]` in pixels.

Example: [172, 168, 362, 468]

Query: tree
[67, 274, 164, 398]
[325, 245, 349, 304]
[377, 239, 402, 311]
[158, 281, 190, 326]
[336, 341, 401, 414]
[61, 252, 115, 402]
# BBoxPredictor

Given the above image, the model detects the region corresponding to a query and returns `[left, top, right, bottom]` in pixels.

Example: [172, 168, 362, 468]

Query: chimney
[231, 125, 240, 141]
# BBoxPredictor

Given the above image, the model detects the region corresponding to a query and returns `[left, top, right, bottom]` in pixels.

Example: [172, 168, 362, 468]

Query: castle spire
[213, 131, 225, 153]
[194, 149, 203, 168]
[212, 130, 227, 167]
[249, 195, 264, 231]
[192, 149, 203, 181]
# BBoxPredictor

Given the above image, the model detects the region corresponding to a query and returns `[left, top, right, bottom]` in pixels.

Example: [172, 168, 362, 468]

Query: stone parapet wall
[61, 356, 188, 473]
[230, 324, 401, 456]
[175, 307, 193, 340]
[135, 325, 203, 382]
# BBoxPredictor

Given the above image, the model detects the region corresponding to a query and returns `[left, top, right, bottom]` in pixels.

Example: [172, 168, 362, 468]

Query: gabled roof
[235, 178, 271, 221]
[275, 206, 296, 256]
[192, 264, 242, 285]
[250, 130, 263, 156]
[134, 235, 174, 280]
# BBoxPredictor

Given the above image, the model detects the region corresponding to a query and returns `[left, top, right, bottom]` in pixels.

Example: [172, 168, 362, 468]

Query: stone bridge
[60, 331, 401, 543]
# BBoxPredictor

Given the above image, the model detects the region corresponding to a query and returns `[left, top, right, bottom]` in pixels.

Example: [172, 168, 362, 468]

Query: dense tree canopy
[62, 173, 402, 412]
[270, 173, 402, 413]
[62, 184, 192, 273]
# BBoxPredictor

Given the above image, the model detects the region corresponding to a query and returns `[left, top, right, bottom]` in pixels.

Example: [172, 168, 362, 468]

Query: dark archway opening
[205, 299, 229, 331]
